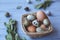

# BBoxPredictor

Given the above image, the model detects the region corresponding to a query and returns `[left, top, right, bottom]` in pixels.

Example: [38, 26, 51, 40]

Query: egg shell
[27, 25, 36, 32]
[36, 27, 42, 32]
[40, 24, 47, 31]
[23, 18, 31, 27]
[32, 20, 40, 27]
[43, 19, 50, 26]
[27, 15, 35, 21]
[36, 11, 47, 22]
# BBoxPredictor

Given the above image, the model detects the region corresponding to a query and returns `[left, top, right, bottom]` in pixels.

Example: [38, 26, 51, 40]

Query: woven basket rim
[22, 13, 53, 36]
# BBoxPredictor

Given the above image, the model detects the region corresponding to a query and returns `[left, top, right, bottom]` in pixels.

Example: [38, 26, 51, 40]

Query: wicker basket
[22, 13, 53, 38]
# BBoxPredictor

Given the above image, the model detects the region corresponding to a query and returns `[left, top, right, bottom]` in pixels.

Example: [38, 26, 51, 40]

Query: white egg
[43, 19, 50, 26]
[27, 15, 35, 21]
[32, 20, 39, 27]
[36, 27, 42, 32]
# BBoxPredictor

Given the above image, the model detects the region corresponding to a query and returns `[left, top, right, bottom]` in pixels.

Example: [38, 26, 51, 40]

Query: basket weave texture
[22, 13, 53, 38]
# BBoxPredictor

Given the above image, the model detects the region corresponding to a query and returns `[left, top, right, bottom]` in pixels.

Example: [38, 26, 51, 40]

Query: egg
[23, 18, 31, 27]
[36, 27, 42, 32]
[40, 24, 47, 31]
[36, 11, 47, 21]
[43, 19, 50, 26]
[27, 15, 35, 21]
[32, 20, 40, 27]
[27, 25, 36, 32]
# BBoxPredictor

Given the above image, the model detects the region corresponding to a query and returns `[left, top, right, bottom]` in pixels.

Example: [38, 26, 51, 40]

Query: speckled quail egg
[27, 15, 35, 21]
[32, 20, 40, 27]
[43, 19, 50, 26]
[40, 24, 47, 31]
[36, 27, 43, 32]
[23, 18, 31, 27]
[27, 25, 36, 32]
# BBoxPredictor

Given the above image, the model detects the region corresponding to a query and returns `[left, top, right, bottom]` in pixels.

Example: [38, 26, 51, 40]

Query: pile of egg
[23, 11, 50, 32]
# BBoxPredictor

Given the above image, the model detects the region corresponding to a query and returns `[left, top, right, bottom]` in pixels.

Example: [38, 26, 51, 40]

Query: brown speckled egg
[40, 24, 47, 31]
[36, 11, 47, 22]
[27, 25, 36, 32]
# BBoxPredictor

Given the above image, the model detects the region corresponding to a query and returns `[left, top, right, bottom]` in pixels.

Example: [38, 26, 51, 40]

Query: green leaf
[6, 33, 12, 40]
[15, 33, 21, 40]
[35, 3, 43, 9]
[4, 22, 11, 29]
[21, 37, 26, 40]
[10, 24, 13, 31]
[9, 18, 12, 21]
[35, 0, 53, 9]
[5, 18, 26, 40]
[9, 18, 17, 25]
[15, 33, 18, 40]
